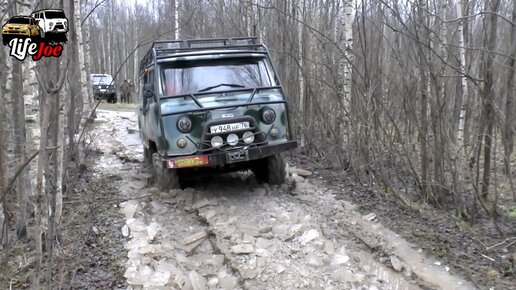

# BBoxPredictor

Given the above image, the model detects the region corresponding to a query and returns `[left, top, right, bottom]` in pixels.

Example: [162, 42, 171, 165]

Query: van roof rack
[140, 37, 265, 74]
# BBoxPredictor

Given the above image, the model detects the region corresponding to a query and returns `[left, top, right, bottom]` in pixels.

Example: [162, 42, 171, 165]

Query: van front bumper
[162, 140, 298, 169]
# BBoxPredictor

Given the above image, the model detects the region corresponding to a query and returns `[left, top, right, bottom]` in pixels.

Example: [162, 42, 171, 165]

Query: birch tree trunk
[176, 0, 180, 39]
[84, 12, 94, 109]
[8, 0, 30, 238]
[297, 0, 305, 148]
[453, 0, 470, 217]
[417, 0, 430, 198]
[338, 0, 354, 152]
[457, 0, 469, 153]
[0, 12, 7, 257]
[503, 0, 515, 177]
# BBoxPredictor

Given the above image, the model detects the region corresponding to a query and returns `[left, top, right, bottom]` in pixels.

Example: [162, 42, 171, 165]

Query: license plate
[210, 122, 250, 133]
[100, 89, 107, 92]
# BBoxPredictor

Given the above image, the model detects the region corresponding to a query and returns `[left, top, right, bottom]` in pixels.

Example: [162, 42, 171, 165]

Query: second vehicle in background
[91, 74, 117, 103]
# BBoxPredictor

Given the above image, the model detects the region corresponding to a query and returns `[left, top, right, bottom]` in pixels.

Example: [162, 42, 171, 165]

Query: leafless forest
[0, 0, 515, 288]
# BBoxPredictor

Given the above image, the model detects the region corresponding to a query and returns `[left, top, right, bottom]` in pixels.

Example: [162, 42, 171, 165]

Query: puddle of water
[354, 250, 421, 290]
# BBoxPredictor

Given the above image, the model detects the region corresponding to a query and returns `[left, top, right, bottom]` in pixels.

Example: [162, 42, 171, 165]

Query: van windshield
[45, 11, 66, 19]
[160, 58, 272, 97]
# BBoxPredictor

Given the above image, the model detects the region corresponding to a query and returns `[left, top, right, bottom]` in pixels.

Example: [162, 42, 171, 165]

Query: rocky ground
[75, 108, 481, 290]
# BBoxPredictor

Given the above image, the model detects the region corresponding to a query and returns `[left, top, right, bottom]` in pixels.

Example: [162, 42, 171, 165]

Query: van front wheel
[252, 154, 286, 185]
[152, 153, 180, 191]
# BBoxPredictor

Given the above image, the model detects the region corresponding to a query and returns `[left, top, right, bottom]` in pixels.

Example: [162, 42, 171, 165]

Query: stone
[293, 168, 313, 177]
[255, 238, 272, 249]
[147, 222, 160, 240]
[203, 255, 225, 268]
[272, 224, 289, 237]
[297, 229, 320, 244]
[231, 244, 254, 254]
[390, 255, 404, 272]
[218, 275, 238, 290]
[324, 241, 335, 255]
[139, 244, 161, 254]
[122, 224, 130, 237]
[135, 173, 153, 180]
[207, 277, 218, 287]
[127, 219, 147, 234]
[331, 254, 350, 266]
[120, 200, 139, 219]
[111, 144, 125, 154]
[143, 270, 171, 288]
[181, 231, 207, 245]
[362, 213, 377, 221]
[297, 195, 317, 203]
[255, 248, 270, 257]
[198, 209, 217, 222]
[188, 270, 206, 290]
[192, 199, 217, 210]
[330, 269, 356, 283]
[238, 224, 260, 236]
[306, 253, 325, 267]
[174, 273, 193, 290]
[292, 173, 305, 183]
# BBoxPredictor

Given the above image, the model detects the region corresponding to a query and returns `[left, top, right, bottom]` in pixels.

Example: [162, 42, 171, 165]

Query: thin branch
[81, 0, 109, 27]
[2, 146, 59, 197]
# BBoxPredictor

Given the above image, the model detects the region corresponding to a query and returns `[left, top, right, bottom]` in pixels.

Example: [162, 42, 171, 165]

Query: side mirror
[143, 84, 154, 99]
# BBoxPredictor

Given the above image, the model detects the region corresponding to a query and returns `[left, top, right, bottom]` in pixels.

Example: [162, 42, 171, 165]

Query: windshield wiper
[197, 83, 246, 92]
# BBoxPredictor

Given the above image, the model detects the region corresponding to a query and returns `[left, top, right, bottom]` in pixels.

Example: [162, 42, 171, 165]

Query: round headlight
[98, 85, 101, 89]
[211, 136, 223, 148]
[177, 116, 192, 133]
[227, 133, 239, 146]
[261, 108, 276, 124]
[243, 131, 254, 144]
[270, 128, 279, 137]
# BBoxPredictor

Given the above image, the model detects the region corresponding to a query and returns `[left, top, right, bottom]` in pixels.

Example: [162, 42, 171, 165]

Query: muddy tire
[252, 154, 286, 185]
[110, 94, 117, 103]
[152, 153, 180, 191]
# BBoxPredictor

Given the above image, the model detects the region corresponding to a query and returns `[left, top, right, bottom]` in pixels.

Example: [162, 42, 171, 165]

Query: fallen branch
[480, 253, 495, 262]
[486, 236, 516, 251]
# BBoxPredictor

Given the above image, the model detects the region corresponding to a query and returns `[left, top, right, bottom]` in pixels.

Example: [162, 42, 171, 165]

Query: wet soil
[309, 164, 516, 290]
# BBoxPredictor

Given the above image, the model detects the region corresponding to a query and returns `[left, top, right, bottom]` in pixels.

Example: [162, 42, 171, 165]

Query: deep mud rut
[90, 109, 477, 290]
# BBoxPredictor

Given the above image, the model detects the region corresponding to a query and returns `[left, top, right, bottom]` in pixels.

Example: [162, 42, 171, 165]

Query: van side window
[142, 69, 154, 107]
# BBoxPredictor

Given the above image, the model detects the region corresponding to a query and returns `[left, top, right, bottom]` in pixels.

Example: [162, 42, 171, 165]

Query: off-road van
[138, 37, 297, 189]
[31, 9, 68, 42]
[91, 74, 117, 103]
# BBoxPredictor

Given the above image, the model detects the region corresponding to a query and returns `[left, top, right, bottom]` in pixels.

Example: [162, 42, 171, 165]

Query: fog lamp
[211, 136, 223, 148]
[243, 131, 254, 144]
[227, 133, 239, 146]
[270, 128, 279, 137]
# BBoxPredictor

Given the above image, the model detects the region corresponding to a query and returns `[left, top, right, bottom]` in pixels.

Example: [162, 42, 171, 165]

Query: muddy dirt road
[89, 109, 476, 290]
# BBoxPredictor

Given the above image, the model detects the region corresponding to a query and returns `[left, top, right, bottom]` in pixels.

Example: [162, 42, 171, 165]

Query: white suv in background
[31, 9, 68, 41]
